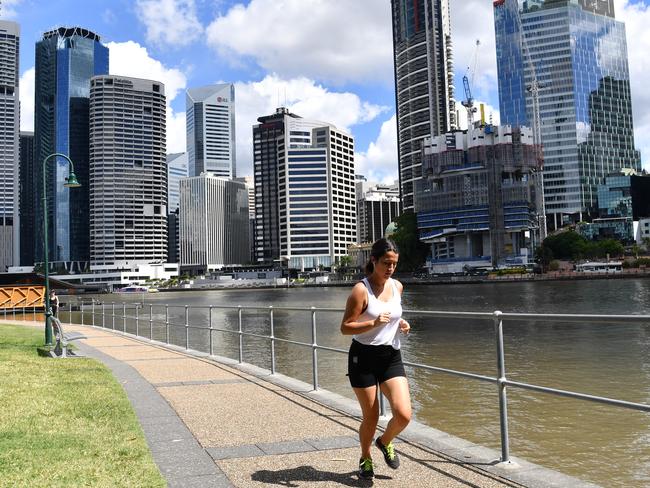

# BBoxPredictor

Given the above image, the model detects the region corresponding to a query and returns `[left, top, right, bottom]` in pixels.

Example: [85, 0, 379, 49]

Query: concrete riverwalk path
[5, 319, 599, 488]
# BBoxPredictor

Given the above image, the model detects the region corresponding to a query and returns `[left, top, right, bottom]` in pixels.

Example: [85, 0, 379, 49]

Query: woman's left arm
[394, 280, 410, 334]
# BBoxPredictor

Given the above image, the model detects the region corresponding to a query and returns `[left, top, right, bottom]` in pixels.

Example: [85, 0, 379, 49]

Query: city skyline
[2, 0, 647, 186]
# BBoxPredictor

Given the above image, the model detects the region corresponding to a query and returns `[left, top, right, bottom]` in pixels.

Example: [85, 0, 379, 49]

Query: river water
[80, 278, 650, 487]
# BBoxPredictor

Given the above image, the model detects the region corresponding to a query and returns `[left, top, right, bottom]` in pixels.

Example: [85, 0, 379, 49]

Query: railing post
[269, 306, 276, 374]
[149, 304, 153, 341]
[33, 305, 36, 322]
[165, 304, 169, 344]
[311, 307, 319, 390]
[92, 301, 95, 327]
[494, 310, 510, 463]
[185, 305, 189, 350]
[102, 303, 105, 328]
[238, 306, 243, 363]
[209, 306, 213, 356]
[80, 302, 84, 325]
[112, 302, 115, 330]
[135, 304, 139, 336]
[122, 302, 126, 333]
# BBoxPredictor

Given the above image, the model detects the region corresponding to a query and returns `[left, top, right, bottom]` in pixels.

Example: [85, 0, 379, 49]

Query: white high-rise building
[253, 108, 356, 269]
[89, 75, 167, 269]
[179, 174, 249, 273]
[355, 180, 401, 244]
[0, 21, 19, 271]
[186, 84, 236, 178]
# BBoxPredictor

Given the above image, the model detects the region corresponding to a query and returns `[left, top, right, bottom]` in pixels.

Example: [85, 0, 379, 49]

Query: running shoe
[375, 437, 400, 469]
[358, 457, 374, 479]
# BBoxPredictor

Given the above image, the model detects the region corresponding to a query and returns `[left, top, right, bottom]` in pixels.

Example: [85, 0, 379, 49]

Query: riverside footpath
[8, 319, 600, 488]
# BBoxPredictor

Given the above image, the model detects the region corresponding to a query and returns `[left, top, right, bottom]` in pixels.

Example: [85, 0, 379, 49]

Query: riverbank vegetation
[0, 324, 165, 487]
[536, 230, 625, 270]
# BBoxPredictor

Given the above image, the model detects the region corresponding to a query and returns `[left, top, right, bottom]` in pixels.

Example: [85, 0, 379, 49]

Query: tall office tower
[391, 0, 456, 212]
[417, 125, 539, 272]
[33, 27, 109, 269]
[89, 75, 167, 269]
[355, 180, 401, 244]
[186, 84, 236, 178]
[166, 152, 187, 263]
[234, 175, 256, 262]
[18, 132, 34, 266]
[494, 0, 640, 229]
[0, 21, 19, 271]
[253, 108, 356, 269]
[179, 174, 249, 273]
[167, 152, 188, 213]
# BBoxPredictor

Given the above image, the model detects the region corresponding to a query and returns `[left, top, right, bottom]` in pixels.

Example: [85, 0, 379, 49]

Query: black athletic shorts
[347, 339, 406, 388]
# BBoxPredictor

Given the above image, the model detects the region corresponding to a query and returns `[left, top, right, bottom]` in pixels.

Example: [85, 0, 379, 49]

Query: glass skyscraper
[494, 0, 640, 228]
[33, 27, 108, 267]
[391, 0, 456, 212]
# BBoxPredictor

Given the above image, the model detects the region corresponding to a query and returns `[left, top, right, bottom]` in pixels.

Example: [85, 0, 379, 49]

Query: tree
[542, 230, 589, 260]
[643, 237, 650, 251]
[534, 245, 554, 272]
[390, 212, 429, 272]
[338, 255, 353, 269]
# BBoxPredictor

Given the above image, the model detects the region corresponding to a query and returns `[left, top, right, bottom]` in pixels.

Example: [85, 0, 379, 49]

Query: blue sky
[3, 0, 649, 182]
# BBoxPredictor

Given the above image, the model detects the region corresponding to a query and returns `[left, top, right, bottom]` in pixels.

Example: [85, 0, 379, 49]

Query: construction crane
[461, 40, 480, 128]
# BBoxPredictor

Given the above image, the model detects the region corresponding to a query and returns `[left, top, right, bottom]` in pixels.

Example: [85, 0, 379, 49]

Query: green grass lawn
[0, 323, 166, 487]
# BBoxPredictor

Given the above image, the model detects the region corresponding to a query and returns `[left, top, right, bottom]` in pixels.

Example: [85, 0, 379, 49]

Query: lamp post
[42, 153, 81, 345]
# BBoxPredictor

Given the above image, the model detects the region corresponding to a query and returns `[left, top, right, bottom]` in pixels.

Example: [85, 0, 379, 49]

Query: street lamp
[42, 153, 81, 345]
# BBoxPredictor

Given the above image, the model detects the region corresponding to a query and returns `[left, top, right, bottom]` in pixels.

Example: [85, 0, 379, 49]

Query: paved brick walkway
[3, 320, 600, 488]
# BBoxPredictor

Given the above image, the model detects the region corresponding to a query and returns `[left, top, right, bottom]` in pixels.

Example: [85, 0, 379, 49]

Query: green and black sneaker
[358, 457, 374, 479]
[375, 437, 400, 469]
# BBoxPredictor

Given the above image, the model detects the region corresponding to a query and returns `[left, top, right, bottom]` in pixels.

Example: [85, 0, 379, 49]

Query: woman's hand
[399, 318, 410, 335]
[373, 311, 391, 328]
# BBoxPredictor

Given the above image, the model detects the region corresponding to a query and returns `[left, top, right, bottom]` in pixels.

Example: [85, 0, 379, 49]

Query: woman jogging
[340, 238, 411, 479]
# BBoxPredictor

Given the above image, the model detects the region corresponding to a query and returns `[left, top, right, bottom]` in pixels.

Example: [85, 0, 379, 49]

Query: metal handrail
[68, 300, 650, 463]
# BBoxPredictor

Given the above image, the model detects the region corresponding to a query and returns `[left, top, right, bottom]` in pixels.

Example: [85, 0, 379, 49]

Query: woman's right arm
[340, 283, 388, 335]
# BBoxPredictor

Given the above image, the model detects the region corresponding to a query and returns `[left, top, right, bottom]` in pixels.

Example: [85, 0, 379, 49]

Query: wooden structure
[0, 285, 45, 309]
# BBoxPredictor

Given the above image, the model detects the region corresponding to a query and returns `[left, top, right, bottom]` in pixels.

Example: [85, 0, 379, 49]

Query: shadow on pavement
[251, 465, 392, 486]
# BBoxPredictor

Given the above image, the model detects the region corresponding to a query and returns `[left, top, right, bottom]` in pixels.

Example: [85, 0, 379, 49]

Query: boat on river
[115, 284, 159, 293]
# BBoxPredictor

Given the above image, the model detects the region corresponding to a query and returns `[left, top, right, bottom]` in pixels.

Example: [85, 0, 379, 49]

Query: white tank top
[353, 277, 403, 349]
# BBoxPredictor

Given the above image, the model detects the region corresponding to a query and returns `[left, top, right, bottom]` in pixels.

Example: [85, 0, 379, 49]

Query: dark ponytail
[365, 238, 399, 275]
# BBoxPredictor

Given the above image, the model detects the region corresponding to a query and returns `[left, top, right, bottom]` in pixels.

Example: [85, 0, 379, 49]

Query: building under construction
[416, 125, 541, 273]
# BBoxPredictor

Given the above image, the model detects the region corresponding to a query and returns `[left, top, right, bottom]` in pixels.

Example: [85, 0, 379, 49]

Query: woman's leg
[378, 376, 412, 445]
[353, 385, 380, 458]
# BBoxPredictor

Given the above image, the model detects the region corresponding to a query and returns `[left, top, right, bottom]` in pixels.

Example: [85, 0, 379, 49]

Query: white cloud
[135, 0, 203, 47]
[107, 41, 187, 153]
[206, 0, 393, 84]
[450, 1, 499, 105]
[615, 0, 650, 168]
[19, 67, 34, 132]
[233, 74, 388, 177]
[354, 114, 398, 184]
[0, 0, 22, 18]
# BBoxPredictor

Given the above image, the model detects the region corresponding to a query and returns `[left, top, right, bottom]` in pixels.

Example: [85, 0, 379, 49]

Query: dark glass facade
[253, 109, 292, 263]
[18, 132, 34, 265]
[598, 174, 650, 221]
[33, 27, 108, 265]
[494, 0, 640, 222]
